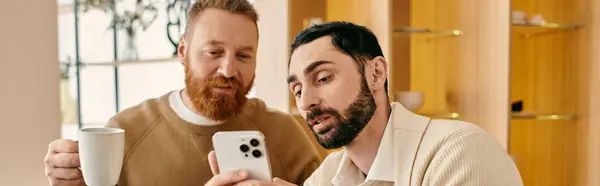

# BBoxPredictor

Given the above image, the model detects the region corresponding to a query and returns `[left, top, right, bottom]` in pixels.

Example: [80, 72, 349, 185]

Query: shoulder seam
[123, 116, 164, 162]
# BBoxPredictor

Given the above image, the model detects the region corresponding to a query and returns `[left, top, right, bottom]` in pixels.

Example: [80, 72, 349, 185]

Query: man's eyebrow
[304, 60, 333, 75]
[286, 75, 297, 84]
[239, 45, 255, 52]
[207, 40, 225, 45]
[287, 60, 334, 84]
[207, 40, 254, 51]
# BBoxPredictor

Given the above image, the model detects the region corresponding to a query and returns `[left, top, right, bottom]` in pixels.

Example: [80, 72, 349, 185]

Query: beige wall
[253, 0, 291, 113]
[0, 0, 61, 185]
[586, 0, 600, 183]
[458, 0, 511, 149]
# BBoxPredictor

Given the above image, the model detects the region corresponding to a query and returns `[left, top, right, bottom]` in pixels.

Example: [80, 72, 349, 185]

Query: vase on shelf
[122, 29, 139, 61]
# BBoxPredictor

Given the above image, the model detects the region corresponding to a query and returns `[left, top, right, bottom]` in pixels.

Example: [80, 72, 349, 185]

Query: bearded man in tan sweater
[208, 22, 524, 185]
[43, 1, 323, 186]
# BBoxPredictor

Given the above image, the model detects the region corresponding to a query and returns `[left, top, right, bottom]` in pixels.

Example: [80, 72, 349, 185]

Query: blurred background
[1, 0, 599, 185]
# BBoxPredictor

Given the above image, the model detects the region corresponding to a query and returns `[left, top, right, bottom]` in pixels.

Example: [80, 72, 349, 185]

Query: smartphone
[212, 131, 273, 181]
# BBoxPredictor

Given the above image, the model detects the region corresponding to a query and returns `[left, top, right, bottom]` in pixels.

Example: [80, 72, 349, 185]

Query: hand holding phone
[211, 131, 273, 181]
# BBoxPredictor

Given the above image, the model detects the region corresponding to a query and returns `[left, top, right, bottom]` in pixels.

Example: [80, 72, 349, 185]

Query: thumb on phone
[208, 150, 220, 175]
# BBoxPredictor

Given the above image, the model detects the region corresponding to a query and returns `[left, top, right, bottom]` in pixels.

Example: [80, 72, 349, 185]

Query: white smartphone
[212, 131, 273, 181]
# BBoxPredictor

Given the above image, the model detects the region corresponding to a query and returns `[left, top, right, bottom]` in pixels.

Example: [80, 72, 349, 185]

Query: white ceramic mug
[79, 127, 125, 186]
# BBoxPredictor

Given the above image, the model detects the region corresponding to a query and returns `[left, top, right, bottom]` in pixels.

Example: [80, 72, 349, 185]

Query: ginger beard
[183, 57, 253, 121]
[305, 75, 376, 149]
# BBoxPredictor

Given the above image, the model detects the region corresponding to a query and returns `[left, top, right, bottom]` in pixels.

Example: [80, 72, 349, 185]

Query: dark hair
[290, 21, 388, 93]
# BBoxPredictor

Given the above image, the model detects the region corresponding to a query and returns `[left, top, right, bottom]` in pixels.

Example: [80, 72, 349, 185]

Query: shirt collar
[365, 113, 395, 182]
[332, 152, 366, 185]
[331, 103, 396, 185]
[168, 89, 223, 126]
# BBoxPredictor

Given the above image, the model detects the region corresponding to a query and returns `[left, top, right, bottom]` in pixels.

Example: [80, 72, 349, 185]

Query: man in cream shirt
[208, 21, 524, 186]
[286, 21, 524, 186]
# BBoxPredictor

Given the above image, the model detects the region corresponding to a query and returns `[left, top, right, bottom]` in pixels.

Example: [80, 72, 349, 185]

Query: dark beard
[184, 59, 253, 121]
[305, 77, 377, 149]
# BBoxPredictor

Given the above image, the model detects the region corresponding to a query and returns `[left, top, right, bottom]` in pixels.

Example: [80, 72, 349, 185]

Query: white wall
[0, 0, 62, 185]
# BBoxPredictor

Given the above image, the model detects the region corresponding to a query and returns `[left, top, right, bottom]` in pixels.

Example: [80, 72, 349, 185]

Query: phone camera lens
[239, 144, 249, 152]
[250, 139, 260, 147]
[252, 149, 262, 158]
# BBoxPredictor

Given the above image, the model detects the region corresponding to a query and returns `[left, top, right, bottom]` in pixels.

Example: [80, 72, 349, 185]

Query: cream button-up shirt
[331, 114, 395, 186]
[304, 103, 523, 186]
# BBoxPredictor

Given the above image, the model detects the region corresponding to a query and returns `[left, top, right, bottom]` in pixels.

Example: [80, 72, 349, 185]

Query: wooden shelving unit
[286, 1, 600, 185]
[416, 112, 578, 120]
[393, 27, 463, 36]
[508, 2, 592, 185]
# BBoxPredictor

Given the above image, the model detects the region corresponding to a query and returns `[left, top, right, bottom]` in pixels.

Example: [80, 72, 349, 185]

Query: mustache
[306, 107, 342, 122]
[204, 76, 243, 89]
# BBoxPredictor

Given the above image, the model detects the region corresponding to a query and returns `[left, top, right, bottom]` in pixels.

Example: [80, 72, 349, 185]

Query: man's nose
[217, 55, 238, 78]
[298, 90, 320, 111]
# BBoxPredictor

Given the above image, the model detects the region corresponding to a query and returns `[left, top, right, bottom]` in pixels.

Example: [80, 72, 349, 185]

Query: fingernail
[238, 170, 247, 177]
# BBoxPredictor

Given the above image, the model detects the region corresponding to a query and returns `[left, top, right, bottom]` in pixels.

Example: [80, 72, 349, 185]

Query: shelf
[393, 27, 463, 36]
[511, 22, 584, 38]
[512, 22, 583, 29]
[511, 113, 578, 120]
[417, 112, 578, 120]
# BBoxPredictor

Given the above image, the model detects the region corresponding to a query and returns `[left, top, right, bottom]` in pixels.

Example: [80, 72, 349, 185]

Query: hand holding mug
[44, 139, 85, 186]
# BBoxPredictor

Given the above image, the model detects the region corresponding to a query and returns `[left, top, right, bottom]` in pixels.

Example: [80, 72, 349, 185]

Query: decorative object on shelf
[510, 11, 583, 38]
[82, 0, 159, 61]
[511, 10, 548, 26]
[394, 27, 463, 36]
[511, 100, 523, 112]
[303, 17, 324, 28]
[511, 11, 527, 24]
[114, 0, 159, 60]
[394, 91, 424, 112]
[166, 0, 192, 56]
[60, 57, 73, 80]
[529, 14, 546, 25]
[80, 0, 113, 12]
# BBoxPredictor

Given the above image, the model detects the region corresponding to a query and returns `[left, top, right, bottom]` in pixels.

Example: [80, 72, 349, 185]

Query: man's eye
[237, 53, 251, 59]
[294, 91, 302, 97]
[205, 50, 222, 56]
[317, 75, 331, 84]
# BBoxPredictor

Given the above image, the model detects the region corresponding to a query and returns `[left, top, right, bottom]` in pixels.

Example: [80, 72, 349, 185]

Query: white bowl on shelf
[394, 91, 424, 112]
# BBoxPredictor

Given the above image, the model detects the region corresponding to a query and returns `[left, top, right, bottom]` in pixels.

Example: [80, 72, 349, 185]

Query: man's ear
[369, 56, 388, 91]
[177, 36, 187, 65]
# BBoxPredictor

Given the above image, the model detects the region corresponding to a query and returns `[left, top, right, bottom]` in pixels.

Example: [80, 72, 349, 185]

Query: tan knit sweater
[303, 103, 524, 186]
[104, 93, 322, 186]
